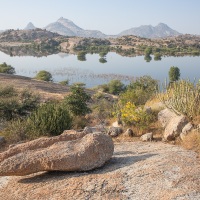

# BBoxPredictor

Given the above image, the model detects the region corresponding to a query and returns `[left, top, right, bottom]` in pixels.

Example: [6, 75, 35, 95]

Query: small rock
[107, 127, 123, 137]
[140, 132, 153, 142]
[180, 122, 193, 140]
[83, 125, 106, 134]
[124, 128, 134, 137]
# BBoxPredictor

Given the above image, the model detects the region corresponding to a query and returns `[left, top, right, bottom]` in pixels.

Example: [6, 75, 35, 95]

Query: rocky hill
[24, 22, 36, 30]
[45, 17, 106, 38]
[119, 23, 181, 38]
[0, 29, 61, 42]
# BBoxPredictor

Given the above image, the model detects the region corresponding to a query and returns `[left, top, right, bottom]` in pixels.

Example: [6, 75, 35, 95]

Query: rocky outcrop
[163, 115, 188, 140]
[158, 108, 188, 141]
[0, 132, 114, 176]
[140, 132, 153, 142]
[158, 108, 177, 127]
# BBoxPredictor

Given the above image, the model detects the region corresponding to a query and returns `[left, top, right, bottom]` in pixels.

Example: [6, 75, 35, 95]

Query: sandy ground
[0, 141, 199, 200]
[0, 73, 71, 100]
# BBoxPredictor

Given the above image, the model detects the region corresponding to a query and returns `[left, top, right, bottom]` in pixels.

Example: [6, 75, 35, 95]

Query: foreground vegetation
[0, 65, 200, 154]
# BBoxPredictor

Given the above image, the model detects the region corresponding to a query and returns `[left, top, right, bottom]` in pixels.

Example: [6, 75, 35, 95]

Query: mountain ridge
[119, 23, 181, 38]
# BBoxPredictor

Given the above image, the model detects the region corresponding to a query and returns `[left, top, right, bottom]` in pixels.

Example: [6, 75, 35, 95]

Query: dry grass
[181, 130, 200, 155]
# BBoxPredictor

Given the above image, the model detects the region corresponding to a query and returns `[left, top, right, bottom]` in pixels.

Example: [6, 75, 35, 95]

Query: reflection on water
[0, 50, 200, 88]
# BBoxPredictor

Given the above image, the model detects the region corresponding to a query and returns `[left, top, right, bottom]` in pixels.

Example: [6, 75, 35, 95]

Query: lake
[0, 51, 200, 88]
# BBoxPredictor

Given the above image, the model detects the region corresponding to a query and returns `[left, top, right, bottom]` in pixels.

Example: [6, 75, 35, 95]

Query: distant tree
[145, 47, 152, 55]
[35, 70, 53, 82]
[154, 52, 162, 61]
[77, 51, 87, 61]
[168, 66, 180, 82]
[0, 62, 15, 74]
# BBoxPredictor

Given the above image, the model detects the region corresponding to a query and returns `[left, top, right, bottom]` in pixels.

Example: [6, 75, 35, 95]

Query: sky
[0, 0, 200, 35]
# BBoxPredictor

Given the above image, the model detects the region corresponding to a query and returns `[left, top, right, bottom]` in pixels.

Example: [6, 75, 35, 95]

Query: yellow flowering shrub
[120, 102, 155, 132]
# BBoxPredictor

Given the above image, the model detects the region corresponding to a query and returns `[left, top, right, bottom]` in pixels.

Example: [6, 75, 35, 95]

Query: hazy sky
[1, 0, 200, 35]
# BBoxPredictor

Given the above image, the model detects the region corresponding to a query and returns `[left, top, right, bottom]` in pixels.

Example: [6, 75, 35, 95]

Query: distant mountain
[24, 22, 36, 30]
[118, 23, 181, 38]
[45, 17, 106, 38]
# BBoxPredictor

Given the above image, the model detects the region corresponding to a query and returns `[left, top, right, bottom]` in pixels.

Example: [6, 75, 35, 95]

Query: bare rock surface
[0, 142, 199, 200]
[140, 132, 153, 141]
[163, 115, 188, 141]
[158, 108, 177, 128]
[0, 132, 114, 176]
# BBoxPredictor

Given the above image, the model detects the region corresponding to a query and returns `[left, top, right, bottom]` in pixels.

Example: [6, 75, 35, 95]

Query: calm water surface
[0, 51, 200, 88]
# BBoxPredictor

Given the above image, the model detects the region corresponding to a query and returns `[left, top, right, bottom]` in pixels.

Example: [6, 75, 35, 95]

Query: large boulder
[163, 115, 188, 141]
[158, 108, 177, 128]
[0, 132, 114, 176]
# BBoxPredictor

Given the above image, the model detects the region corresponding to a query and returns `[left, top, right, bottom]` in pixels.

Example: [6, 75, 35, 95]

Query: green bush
[0, 85, 40, 121]
[0, 62, 15, 74]
[59, 80, 69, 85]
[27, 102, 72, 137]
[99, 80, 125, 95]
[64, 84, 91, 116]
[35, 70, 53, 82]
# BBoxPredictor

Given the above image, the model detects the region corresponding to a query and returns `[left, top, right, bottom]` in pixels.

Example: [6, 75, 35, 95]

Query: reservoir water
[0, 51, 200, 88]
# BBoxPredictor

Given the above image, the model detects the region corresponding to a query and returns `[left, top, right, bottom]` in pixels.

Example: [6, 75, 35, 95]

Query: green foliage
[77, 51, 87, 61]
[2, 102, 73, 141]
[99, 52, 108, 57]
[0, 85, 40, 121]
[99, 57, 107, 63]
[35, 70, 53, 82]
[64, 84, 91, 116]
[158, 80, 200, 118]
[129, 76, 158, 92]
[0, 62, 15, 74]
[99, 80, 125, 95]
[168, 66, 180, 82]
[59, 80, 69, 85]
[144, 54, 152, 62]
[26, 102, 72, 137]
[120, 102, 155, 132]
[145, 47, 152, 55]
[92, 93, 114, 122]
[154, 52, 162, 61]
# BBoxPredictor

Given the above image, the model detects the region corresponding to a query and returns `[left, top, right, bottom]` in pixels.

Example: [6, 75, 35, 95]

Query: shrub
[0, 62, 15, 74]
[64, 84, 91, 116]
[59, 80, 69, 85]
[0, 85, 40, 121]
[35, 70, 53, 82]
[120, 76, 158, 106]
[120, 102, 155, 132]
[26, 102, 72, 137]
[100, 80, 125, 95]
